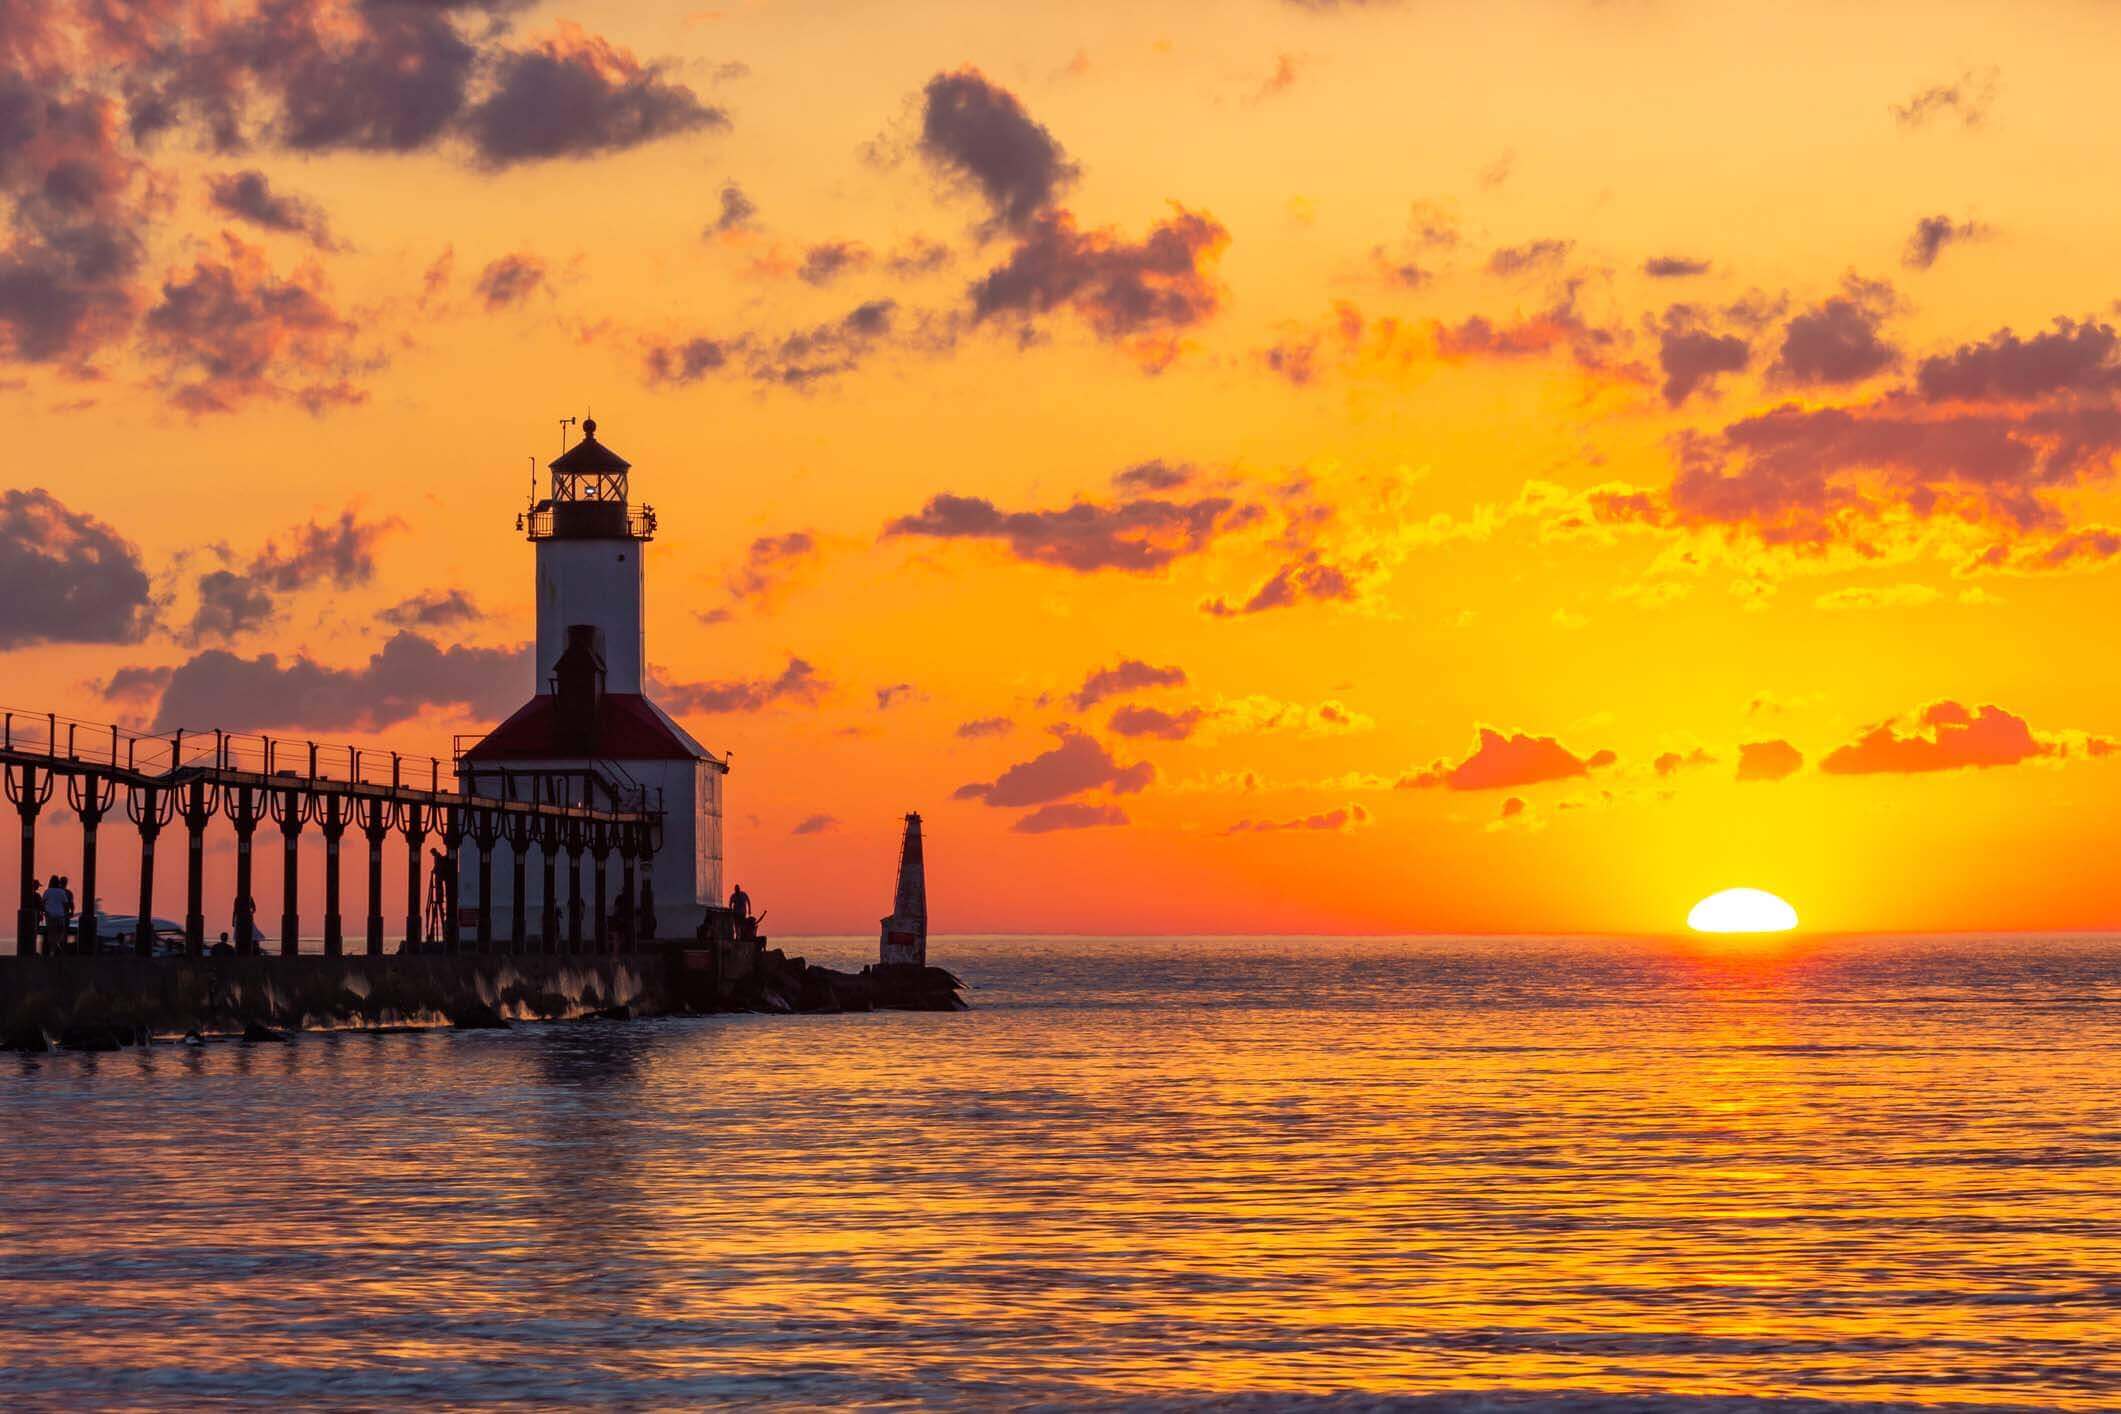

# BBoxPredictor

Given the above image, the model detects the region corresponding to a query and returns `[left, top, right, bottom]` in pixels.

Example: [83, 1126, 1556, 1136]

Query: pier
[4, 707, 663, 959]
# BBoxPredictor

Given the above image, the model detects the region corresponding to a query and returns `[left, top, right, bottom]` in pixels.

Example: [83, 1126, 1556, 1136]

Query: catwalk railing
[3, 708, 664, 961]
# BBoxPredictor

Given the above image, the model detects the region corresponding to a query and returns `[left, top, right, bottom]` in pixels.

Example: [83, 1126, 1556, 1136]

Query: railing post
[502, 812, 531, 955]
[181, 780, 218, 956]
[66, 772, 118, 954]
[538, 817, 559, 954]
[315, 795, 348, 957]
[269, 784, 304, 958]
[564, 819, 586, 954]
[6, 763, 53, 955]
[226, 784, 261, 955]
[470, 809, 500, 955]
[359, 798, 394, 956]
[125, 784, 177, 958]
[401, 801, 426, 952]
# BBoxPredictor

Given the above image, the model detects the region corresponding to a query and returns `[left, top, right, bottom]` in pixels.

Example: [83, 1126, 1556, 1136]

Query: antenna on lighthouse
[558, 415, 576, 453]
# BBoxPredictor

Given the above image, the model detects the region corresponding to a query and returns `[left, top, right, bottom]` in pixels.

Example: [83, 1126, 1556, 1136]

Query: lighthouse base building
[458, 420, 727, 943]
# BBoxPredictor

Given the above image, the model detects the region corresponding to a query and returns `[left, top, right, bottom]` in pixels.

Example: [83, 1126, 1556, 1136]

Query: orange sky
[9, 0, 2121, 935]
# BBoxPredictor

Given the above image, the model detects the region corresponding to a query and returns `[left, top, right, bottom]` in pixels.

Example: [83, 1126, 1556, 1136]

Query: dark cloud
[645, 300, 926, 390]
[1669, 401, 2121, 543]
[954, 727, 1153, 807]
[642, 335, 732, 385]
[0, 76, 149, 364]
[791, 813, 837, 836]
[1486, 239, 1571, 277]
[1654, 305, 1750, 405]
[1644, 256, 1710, 279]
[1769, 279, 1900, 387]
[380, 588, 482, 628]
[1916, 319, 2121, 402]
[1202, 552, 1365, 616]
[1012, 801, 1128, 833]
[1960, 525, 2121, 575]
[955, 716, 1013, 739]
[150, 631, 528, 732]
[968, 206, 1229, 370]
[710, 181, 756, 234]
[1228, 803, 1371, 833]
[660, 658, 827, 714]
[798, 241, 872, 286]
[875, 683, 918, 710]
[887, 488, 1262, 573]
[99, 663, 174, 703]
[1735, 739, 1803, 782]
[1399, 728, 1610, 791]
[884, 235, 952, 277]
[205, 169, 337, 248]
[248, 509, 396, 591]
[1903, 215, 1991, 271]
[1893, 68, 1998, 131]
[1433, 285, 1631, 376]
[1108, 704, 1208, 740]
[1111, 460, 1194, 492]
[185, 568, 274, 642]
[917, 67, 1078, 233]
[140, 233, 371, 413]
[721, 530, 820, 605]
[0, 488, 154, 648]
[1073, 659, 1186, 710]
[474, 252, 546, 308]
[464, 24, 726, 167]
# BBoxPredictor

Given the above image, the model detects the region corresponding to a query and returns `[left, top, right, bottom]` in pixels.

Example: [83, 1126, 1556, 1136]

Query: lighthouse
[459, 419, 727, 942]
[878, 813, 927, 967]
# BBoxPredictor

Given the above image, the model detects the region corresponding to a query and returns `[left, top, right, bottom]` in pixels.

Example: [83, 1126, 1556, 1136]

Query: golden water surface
[3, 935, 2118, 1407]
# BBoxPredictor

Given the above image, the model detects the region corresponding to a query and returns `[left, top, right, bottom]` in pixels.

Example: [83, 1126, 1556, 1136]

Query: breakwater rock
[2, 943, 967, 1052]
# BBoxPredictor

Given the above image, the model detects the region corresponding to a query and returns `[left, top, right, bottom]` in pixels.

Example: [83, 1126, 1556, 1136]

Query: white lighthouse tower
[460, 419, 727, 940]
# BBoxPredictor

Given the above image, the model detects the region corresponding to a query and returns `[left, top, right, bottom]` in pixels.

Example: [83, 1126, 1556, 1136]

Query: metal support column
[401, 802, 426, 953]
[125, 784, 177, 957]
[67, 773, 118, 954]
[359, 798, 394, 957]
[180, 780, 218, 956]
[315, 796, 348, 957]
[7, 763, 52, 956]
[269, 786, 304, 958]
[227, 784, 261, 956]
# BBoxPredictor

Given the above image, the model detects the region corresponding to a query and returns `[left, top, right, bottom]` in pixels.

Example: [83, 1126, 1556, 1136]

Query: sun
[1687, 887, 1799, 934]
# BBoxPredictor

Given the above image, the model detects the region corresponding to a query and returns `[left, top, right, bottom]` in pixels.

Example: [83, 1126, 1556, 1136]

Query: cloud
[140, 233, 372, 414]
[464, 23, 726, 167]
[916, 67, 1079, 234]
[1916, 318, 2121, 402]
[185, 568, 274, 642]
[887, 487, 1261, 573]
[1959, 525, 2121, 575]
[968, 205, 1230, 370]
[642, 336, 733, 385]
[99, 664, 174, 703]
[1108, 704, 1209, 740]
[1201, 551, 1369, 615]
[1112, 459, 1194, 492]
[660, 658, 827, 714]
[1644, 256, 1710, 278]
[1653, 747, 1715, 777]
[798, 241, 873, 286]
[150, 632, 528, 732]
[955, 716, 1013, 739]
[716, 529, 822, 611]
[1893, 68, 1998, 131]
[644, 299, 934, 390]
[955, 727, 1153, 807]
[0, 488, 154, 648]
[1228, 802, 1371, 833]
[474, 252, 546, 308]
[1820, 700, 2057, 775]
[381, 589, 482, 628]
[791, 813, 837, 836]
[1769, 278, 1900, 387]
[884, 236, 953, 277]
[710, 181, 756, 234]
[1400, 728, 1611, 791]
[1903, 215, 1991, 271]
[1499, 795, 1525, 818]
[1814, 582, 1940, 611]
[1654, 305, 1750, 405]
[875, 683, 919, 710]
[1247, 54, 1304, 105]
[1012, 801, 1128, 833]
[248, 509, 397, 591]
[1735, 739, 1804, 782]
[1072, 658, 1187, 709]
[205, 170, 337, 249]
[1486, 239, 1571, 277]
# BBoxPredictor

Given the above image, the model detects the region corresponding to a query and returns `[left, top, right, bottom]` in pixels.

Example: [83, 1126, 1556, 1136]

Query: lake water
[3, 934, 2118, 1408]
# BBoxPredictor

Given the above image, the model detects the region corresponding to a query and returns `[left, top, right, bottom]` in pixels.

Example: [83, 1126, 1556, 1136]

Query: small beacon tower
[460, 419, 728, 941]
[879, 813, 927, 967]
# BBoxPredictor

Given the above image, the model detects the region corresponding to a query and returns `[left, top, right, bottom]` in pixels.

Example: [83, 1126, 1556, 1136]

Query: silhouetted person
[211, 931, 233, 958]
[730, 883, 755, 940]
[42, 875, 68, 954]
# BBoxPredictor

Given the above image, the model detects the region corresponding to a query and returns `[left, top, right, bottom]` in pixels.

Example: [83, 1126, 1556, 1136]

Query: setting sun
[1687, 888, 1800, 934]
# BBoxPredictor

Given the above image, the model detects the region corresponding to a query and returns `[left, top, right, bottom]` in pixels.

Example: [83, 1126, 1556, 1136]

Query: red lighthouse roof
[462, 692, 724, 765]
